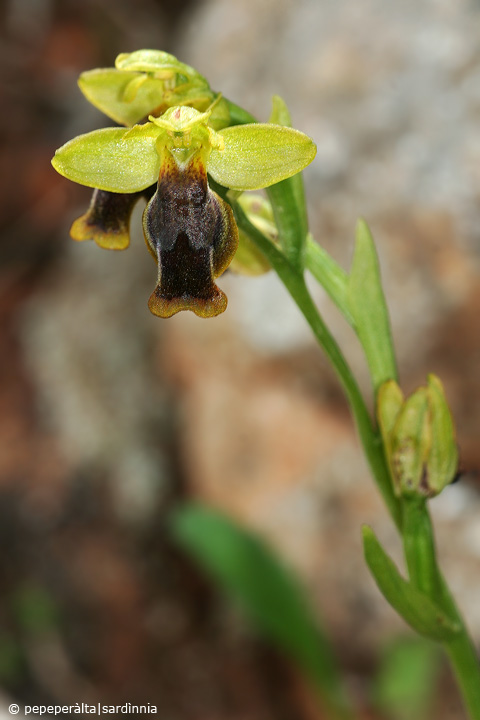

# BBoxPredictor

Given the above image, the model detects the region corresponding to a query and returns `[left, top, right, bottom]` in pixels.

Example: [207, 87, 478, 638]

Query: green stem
[439, 570, 480, 718]
[446, 632, 480, 720]
[402, 496, 441, 597]
[229, 193, 480, 717]
[231, 202, 402, 530]
[402, 496, 480, 719]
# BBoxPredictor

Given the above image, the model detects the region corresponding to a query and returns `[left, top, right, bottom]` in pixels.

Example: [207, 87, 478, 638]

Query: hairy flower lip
[142, 151, 238, 319]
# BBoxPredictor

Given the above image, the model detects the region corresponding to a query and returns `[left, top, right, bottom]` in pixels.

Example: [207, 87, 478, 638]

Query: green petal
[78, 69, 169, 126]
[115, 49, 206, 84]
[51, 124, 163, 193]
[208, 123, 316, 190]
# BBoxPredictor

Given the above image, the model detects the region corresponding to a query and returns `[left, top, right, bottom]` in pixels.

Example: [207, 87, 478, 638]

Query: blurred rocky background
[1, 0, 480, 718]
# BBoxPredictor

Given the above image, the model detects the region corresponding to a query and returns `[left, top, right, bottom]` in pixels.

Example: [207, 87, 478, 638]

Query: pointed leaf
[51, 124, 163, 193]
[170, 504, 352, 717]
[305, 235, 354, 326]
[208, 123, 316, 191]
[362, 526, 459, 641]
[269, 94, 292, 127]
[348, 220, 398, 392]
[223, 99, 257, 125]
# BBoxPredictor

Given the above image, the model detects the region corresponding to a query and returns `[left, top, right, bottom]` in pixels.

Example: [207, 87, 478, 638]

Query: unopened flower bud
[377, 375, 458, 498]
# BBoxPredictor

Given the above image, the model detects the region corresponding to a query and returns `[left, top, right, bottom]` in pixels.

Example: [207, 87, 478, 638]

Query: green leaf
[372, 638, 440, 720]
[51, 123, 162, 192]
[0, 632, 24, 685]
[13, 585, 59, 635]
[265, 95, 310, 270]
[305, 235, 354, 326]
[223, 99, 257, 125]
[208, 123, 316, 191]
[269, 94, 292, 127]
[170, 504, 352, 719]
[362, 526, 460, 642]
[216, 188, 402, 531]
[347, 219, 398, 393]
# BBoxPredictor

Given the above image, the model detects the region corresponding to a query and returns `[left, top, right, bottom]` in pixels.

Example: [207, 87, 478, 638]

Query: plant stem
[402, 496, 442, 598]
[402, 497, 480, 718]
[289, 277, 402, 530]
[446, 632, 480, 720]
[231, 202, 402, 530]
[231, 197, 480, 717]
[438, 569, 480, 718]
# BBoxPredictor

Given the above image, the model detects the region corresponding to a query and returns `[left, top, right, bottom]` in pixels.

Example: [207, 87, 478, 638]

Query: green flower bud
[229, 195, 276, 276]
[78, 49, 229, 130]
[377, 376, 458, 498]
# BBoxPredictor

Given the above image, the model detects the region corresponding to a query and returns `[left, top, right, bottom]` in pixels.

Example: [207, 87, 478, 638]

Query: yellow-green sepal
[51, 123, 164, 193]
[229, 195, 276, 275]
[425, 375, 458, 494]
[390, 387, 431, 497]
[78, 69, 168, 126]
[377, 380, 405, 488]
[115, 49, 207, 84]
[208, 123, 317, 190]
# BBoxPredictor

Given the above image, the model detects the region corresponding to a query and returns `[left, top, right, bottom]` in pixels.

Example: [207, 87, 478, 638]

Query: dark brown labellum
[142, 152, 238, 318]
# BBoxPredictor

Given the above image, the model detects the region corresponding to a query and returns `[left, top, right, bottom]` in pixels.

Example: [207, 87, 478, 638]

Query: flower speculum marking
[143, 151, 238, 318]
